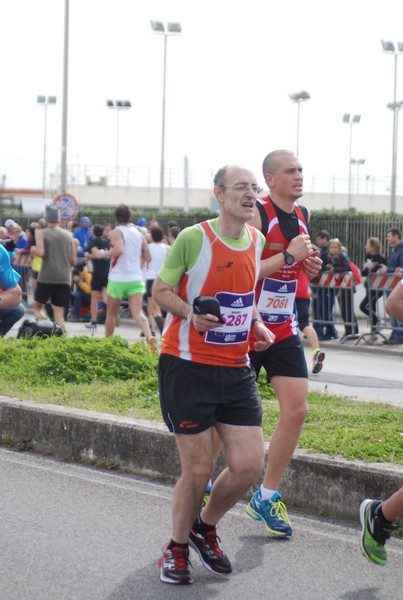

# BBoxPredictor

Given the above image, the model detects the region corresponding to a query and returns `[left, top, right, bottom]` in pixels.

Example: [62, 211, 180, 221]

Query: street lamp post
[289, 91, 310, 156]
[387, 99, 403, 206]
[37, 95, 57, 197]
[60, 0, 69, 194]
[106, 100, 132, 186]
[150, 20, 182, 212]
[342, 113, 361, 209]
[350, 158, 366, 194]
[381, 40, 403, 213]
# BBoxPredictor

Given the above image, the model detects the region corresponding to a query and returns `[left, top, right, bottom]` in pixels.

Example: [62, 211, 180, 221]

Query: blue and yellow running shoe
[246, 490, 292, 536]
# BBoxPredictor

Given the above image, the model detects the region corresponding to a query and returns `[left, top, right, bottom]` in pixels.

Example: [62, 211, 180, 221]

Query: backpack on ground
[17, 319, 64, 339]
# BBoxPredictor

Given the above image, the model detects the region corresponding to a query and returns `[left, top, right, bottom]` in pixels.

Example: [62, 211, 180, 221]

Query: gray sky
[1, 0, 403, 190]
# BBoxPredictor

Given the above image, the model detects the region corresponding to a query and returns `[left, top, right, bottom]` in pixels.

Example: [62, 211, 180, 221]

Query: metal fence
[310, 271, 403, 346]
[14, 264, 31, 303]
[308, 216, 403, 266]
[310, 272, 359, 343]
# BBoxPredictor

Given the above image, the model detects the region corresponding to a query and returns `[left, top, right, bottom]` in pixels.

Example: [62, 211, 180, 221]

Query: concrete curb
[0, 396, 402, 522]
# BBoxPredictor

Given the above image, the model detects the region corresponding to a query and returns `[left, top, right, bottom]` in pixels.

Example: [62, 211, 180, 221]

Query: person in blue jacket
[377, 228, 403, 344]
[0, 243, 25, 336]
[73, 216, 92, 256]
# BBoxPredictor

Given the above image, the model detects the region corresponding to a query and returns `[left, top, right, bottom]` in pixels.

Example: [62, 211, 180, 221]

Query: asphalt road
[1, 447, 402, 600]
[303, 340, 403, 409]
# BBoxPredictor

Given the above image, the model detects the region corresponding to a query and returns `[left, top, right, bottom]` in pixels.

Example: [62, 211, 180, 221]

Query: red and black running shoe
[158, 544, 193, 585]
[189, 528, 232, 575]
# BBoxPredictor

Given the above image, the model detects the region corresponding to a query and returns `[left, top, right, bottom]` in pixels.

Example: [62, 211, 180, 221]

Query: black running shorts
[91, 271, 109, 292]
[158, 353, 262, 434]
[249, 335, 308, 381]
[144, 279, 155, 299]
[34, 282, 71, 309]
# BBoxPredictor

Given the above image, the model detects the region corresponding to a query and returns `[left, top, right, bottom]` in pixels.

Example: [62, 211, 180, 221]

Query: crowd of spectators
[310, 227, 403, 345]
[0, 209, 183, 339]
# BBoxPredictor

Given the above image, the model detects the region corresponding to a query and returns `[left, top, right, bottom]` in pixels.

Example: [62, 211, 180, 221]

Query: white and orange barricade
[310, 271, 358, 342]
[314, 272, 354, 290]
[368, 273, 401, 292]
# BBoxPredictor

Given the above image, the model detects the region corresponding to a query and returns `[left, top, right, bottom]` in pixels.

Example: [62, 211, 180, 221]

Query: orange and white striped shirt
[160, 220, 263, 367]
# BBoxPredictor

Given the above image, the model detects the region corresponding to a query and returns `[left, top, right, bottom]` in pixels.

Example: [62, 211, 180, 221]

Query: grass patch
[0, 336, 402, 464]
[258, 376, 402, 463]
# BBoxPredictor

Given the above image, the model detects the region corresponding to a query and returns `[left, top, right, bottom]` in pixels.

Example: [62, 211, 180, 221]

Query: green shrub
[0, 336, 157, 385]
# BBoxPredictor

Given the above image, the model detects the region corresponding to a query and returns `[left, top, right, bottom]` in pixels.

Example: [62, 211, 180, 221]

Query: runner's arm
[301, 252, 322, 279]
[141, 238, 151, 265]
[385, 279, 403, 322]
[259, 234, 313, 278]
[0, 284, 22, 308]
[92, 228, 123, 259]
[70, 237, 77, 265]
[32, 229, 44, 257]
[152, 277, 192, 320]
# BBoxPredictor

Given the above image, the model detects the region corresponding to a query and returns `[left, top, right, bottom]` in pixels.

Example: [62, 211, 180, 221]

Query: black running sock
[168, 539, 188, 550]
[192, 513, 216, 534]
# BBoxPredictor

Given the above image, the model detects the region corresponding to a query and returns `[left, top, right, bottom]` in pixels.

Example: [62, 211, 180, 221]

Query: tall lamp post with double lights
[150, 20, 182, 212]
[37, 95, 57, 197]
[289, 91, 310, 156]
[342, 113, 361, 209]
[381, 40, 403, 213]
[106, 100, 132, 186]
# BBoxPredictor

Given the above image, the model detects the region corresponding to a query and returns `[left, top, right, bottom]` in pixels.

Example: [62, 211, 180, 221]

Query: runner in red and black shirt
[245, 149, 322, 537]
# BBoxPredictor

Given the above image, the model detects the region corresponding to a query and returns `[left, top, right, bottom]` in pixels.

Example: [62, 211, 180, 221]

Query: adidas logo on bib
[277, 284, 288, 293]
[231, 297, 244, 308]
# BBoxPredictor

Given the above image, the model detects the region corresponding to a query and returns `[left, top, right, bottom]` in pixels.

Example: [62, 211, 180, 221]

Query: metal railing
[310, 271, 403, 346]
[13, 264, 31, 304]
[308, 216, 403, 267]
[310, 272, 359, 343]
[356, 274, 403, 345]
